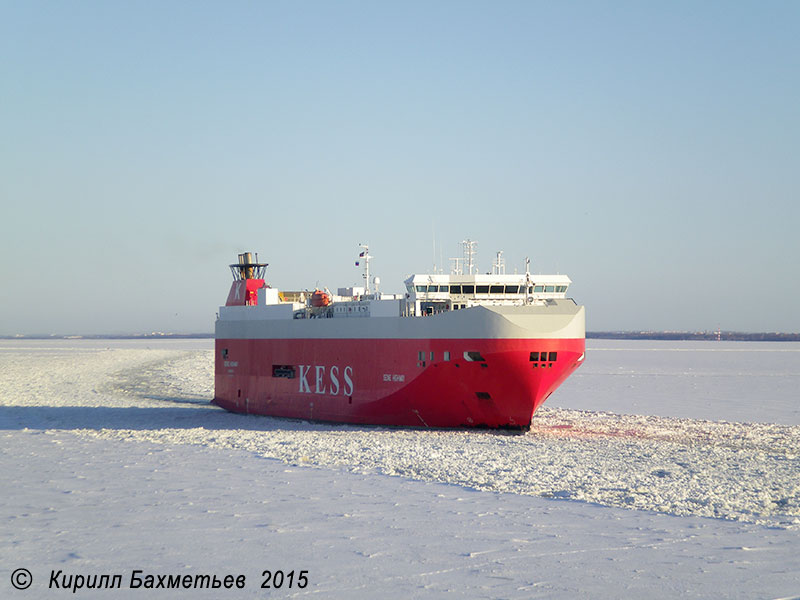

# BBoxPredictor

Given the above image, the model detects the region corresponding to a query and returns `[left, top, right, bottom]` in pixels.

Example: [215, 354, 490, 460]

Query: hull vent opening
[475, 392, 492, 400]
[464, 351, 486, 362]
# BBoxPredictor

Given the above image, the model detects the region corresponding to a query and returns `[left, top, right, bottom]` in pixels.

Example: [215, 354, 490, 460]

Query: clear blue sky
[2, 1, 798, 334]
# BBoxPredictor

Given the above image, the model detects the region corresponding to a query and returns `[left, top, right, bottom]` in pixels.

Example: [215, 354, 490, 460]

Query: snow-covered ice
[1, 339, 799, 598]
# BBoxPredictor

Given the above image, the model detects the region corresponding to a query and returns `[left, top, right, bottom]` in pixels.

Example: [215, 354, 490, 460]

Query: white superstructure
[219, 242, 575, 321]
[405, 273, 572, 316]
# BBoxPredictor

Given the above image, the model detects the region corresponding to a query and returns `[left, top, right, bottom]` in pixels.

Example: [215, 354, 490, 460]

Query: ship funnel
[226, 251, 269, 306]
[238, 252, 255, 279]
[230, 252, 268, 281]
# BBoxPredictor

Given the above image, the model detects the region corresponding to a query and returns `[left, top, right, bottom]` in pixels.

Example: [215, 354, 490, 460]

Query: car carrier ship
[214, 242, 585, 429]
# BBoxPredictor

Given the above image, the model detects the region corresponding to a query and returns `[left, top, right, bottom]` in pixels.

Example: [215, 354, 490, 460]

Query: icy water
[2, 338, 800, 599]
[553, 339, 800, 425]
[2, 338, 798, 529]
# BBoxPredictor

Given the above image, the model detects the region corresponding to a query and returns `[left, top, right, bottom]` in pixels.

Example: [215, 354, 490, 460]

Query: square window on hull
[530, 351, 557, 362]
[272, 365, 296, 378]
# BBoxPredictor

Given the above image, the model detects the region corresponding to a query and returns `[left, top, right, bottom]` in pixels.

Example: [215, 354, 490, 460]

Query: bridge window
[416, 285, 426, 292]
[450, 285, 462, 294]
[534, 285, 544, 293]
[476, 285, 489, 294]
[490, 285, 504, 294]
[505, 285, 520, 293]
[545, 286, 555, 292]
[462, 285, 475, 294]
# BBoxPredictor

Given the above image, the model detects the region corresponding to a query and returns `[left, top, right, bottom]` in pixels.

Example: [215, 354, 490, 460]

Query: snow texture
[1, 339, 799, 598]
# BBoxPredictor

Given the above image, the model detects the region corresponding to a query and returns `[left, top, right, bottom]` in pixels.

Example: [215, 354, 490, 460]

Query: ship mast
[525, 257, 532, 304]
[358, 243, 372, 295]
[492, 250, 506, 275]
[462, 239, 478, 275]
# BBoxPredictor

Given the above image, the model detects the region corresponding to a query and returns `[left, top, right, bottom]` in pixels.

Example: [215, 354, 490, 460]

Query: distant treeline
[588, 331, 800, 342]
[1, 333, 214, 340]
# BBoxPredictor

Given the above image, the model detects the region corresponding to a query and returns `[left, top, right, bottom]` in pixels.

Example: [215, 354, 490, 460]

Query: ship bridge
[404, 273, 572, 316]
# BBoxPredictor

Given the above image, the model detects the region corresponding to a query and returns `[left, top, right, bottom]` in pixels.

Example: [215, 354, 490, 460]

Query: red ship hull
[213, 337, 584, 429]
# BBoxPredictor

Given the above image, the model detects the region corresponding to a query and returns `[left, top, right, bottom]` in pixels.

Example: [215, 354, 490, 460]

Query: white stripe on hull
[216, 301, 585, 341]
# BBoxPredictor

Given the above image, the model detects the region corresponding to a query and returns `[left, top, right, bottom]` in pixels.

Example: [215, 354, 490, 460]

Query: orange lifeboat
[311, 289, 332, 307]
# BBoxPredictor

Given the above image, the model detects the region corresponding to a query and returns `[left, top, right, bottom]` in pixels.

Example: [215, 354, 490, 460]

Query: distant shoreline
[587, 332, 800, 342]
[2, 332, 799, 342]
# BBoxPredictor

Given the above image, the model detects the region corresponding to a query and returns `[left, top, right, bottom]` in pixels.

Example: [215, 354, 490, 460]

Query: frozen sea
[1, 339, 799, 599]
